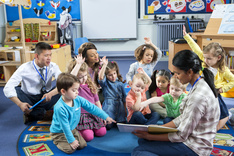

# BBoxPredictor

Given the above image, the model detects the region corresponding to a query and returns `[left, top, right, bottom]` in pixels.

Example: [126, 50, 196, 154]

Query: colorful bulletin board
[146, 0, 230, 15]
[6, 0, 80, 21]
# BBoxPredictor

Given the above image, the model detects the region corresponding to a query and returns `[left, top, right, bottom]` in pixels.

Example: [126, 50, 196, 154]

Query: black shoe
[42, 110, 53, 121]
[23, 114, 33, 124]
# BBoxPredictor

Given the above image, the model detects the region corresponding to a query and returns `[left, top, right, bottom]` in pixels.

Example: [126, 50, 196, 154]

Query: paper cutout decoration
[23, 133, 51, 143]
[189, 0, 205, 11]
[23, 0, 32, 9]
[36, 0, 45, 7]
[49, 0, 60, 9]
[148, 6, 155, 14]
[150, 0, 162, 11]
[209, 0, 225, 11]
[45, 10, 56, 19]
[33, 7, 43, 17]
[0, 0, 17, 6]
[168, 0, 186, 12]
[23, 143, 54, 156]
[211, 147, 234, 156]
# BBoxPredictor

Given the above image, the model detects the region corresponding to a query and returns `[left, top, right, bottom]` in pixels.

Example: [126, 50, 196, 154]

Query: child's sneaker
[228, 108, 234, 126]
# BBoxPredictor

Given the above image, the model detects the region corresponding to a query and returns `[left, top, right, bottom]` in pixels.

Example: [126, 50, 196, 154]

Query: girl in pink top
[67, 54, 106, 142]
[148, 69, 171, 118]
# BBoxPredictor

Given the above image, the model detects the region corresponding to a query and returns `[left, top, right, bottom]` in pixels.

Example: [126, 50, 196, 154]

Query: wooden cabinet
[168, 41, 192, 71]
[0, 61, 21, 86]
[4, 18, 57, 48]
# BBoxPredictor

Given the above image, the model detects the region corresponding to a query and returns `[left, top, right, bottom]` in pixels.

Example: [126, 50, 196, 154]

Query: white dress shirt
[3, 60, 61, 98]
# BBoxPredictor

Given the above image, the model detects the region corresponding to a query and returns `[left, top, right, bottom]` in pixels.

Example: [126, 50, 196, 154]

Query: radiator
[155, 20, 204, 53]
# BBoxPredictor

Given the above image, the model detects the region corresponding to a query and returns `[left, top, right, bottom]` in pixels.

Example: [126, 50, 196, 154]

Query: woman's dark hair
[78, 42, 101, 86]
[172, 50, 217, 97]
[148, 69, 171, 95]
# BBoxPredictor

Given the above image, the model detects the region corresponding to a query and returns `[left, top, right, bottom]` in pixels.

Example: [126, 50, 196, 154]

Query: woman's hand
[132, 130, 152, 140]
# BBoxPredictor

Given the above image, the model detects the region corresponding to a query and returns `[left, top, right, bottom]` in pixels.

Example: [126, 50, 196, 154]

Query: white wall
[0, 5, 210, 51]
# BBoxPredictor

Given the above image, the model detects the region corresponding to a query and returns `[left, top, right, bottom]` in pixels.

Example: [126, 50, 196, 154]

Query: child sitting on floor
[126, 67, 160, 125]
[98, 58, 127, 130]
[50, 73, 115, 154]
[140, 76, 188, 124]
[67, 54, 107, 141]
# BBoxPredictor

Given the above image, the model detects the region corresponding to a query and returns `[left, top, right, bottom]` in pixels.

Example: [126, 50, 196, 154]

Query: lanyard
[33, 59, 47, 82]
[192, 76, 201, 88]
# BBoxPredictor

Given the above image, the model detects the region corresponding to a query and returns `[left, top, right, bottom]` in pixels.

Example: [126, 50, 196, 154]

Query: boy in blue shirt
[50, 73, 115, 154]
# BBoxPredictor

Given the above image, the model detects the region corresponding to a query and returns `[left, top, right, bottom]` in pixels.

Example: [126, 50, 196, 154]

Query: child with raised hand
[66, 54, 107, 142]
[98, 57, 127, 130]
[183, 25, 234, 130]
[126, 37, 162, 86]
[148, 69, 171, 118]
[126, 67, 160, 125]
[50, 73, 115, 154]
[78, 42, 105, 103]
[140, 76, 187, 124]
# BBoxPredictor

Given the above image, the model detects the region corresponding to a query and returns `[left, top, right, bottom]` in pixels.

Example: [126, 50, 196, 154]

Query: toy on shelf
[41, 31, 51, 41]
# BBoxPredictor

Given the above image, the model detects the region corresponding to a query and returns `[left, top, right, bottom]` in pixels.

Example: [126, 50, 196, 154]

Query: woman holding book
[132, 50, 220, 156]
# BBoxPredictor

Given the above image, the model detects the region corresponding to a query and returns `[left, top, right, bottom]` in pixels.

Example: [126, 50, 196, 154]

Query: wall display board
[6, 0, 80, 21]
[80, 0, 137, 40]
[145, 0, 230, 15]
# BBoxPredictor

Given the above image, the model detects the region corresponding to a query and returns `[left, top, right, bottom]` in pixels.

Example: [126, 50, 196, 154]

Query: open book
[117, 123, 178, 134]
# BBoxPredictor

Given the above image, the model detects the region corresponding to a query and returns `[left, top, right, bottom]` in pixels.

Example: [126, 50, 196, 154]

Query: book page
[117, 123, 148, 132]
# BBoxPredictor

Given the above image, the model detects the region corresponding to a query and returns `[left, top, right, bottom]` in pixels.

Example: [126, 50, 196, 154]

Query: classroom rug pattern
[17, 121, 138, 156]
[17, 121, 234, 156]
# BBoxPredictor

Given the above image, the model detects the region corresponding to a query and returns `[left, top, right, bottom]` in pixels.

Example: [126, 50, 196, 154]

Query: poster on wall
[146, 0, 229, 15]
[6, 0, 80, 21]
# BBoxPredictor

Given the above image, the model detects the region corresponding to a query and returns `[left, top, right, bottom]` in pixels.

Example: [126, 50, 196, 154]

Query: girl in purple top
[148, 69, 171, 118]
[67, 54, 106, 142]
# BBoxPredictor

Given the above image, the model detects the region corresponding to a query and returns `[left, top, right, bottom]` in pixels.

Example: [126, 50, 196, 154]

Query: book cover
[23, 133, 52, 143]
[28, 126, 50, 132]
[117, 123, 178, 134]
[23, 143, 54, 156]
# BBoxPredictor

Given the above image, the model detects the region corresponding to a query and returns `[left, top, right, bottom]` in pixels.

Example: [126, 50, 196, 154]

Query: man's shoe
[23, 114, 33, 124]
[43, 110, 53, 121]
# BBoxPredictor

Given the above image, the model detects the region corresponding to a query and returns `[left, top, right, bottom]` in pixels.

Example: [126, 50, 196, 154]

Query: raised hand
[144, 37, 152, 45]
[75, 54, 85, 65]
[183, 25, 188, 36]
[101, 56, 108, 65]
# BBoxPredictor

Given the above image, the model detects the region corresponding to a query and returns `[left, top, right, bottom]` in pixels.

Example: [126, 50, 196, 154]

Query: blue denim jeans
[132, 139, 198, 156]
[163, 117, 174, 124]
[16, 87, 60, 121]
[218, 94, 229, 119]
[128, 111, 160, 125]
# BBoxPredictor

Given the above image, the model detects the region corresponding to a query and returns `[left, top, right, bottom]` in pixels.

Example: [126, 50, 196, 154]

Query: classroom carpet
[17, 121, 234, 156]
[17, 121, 138, 156]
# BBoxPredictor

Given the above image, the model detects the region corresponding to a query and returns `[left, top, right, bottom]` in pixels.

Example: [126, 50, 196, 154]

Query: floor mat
[17, 121, 138, 156]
